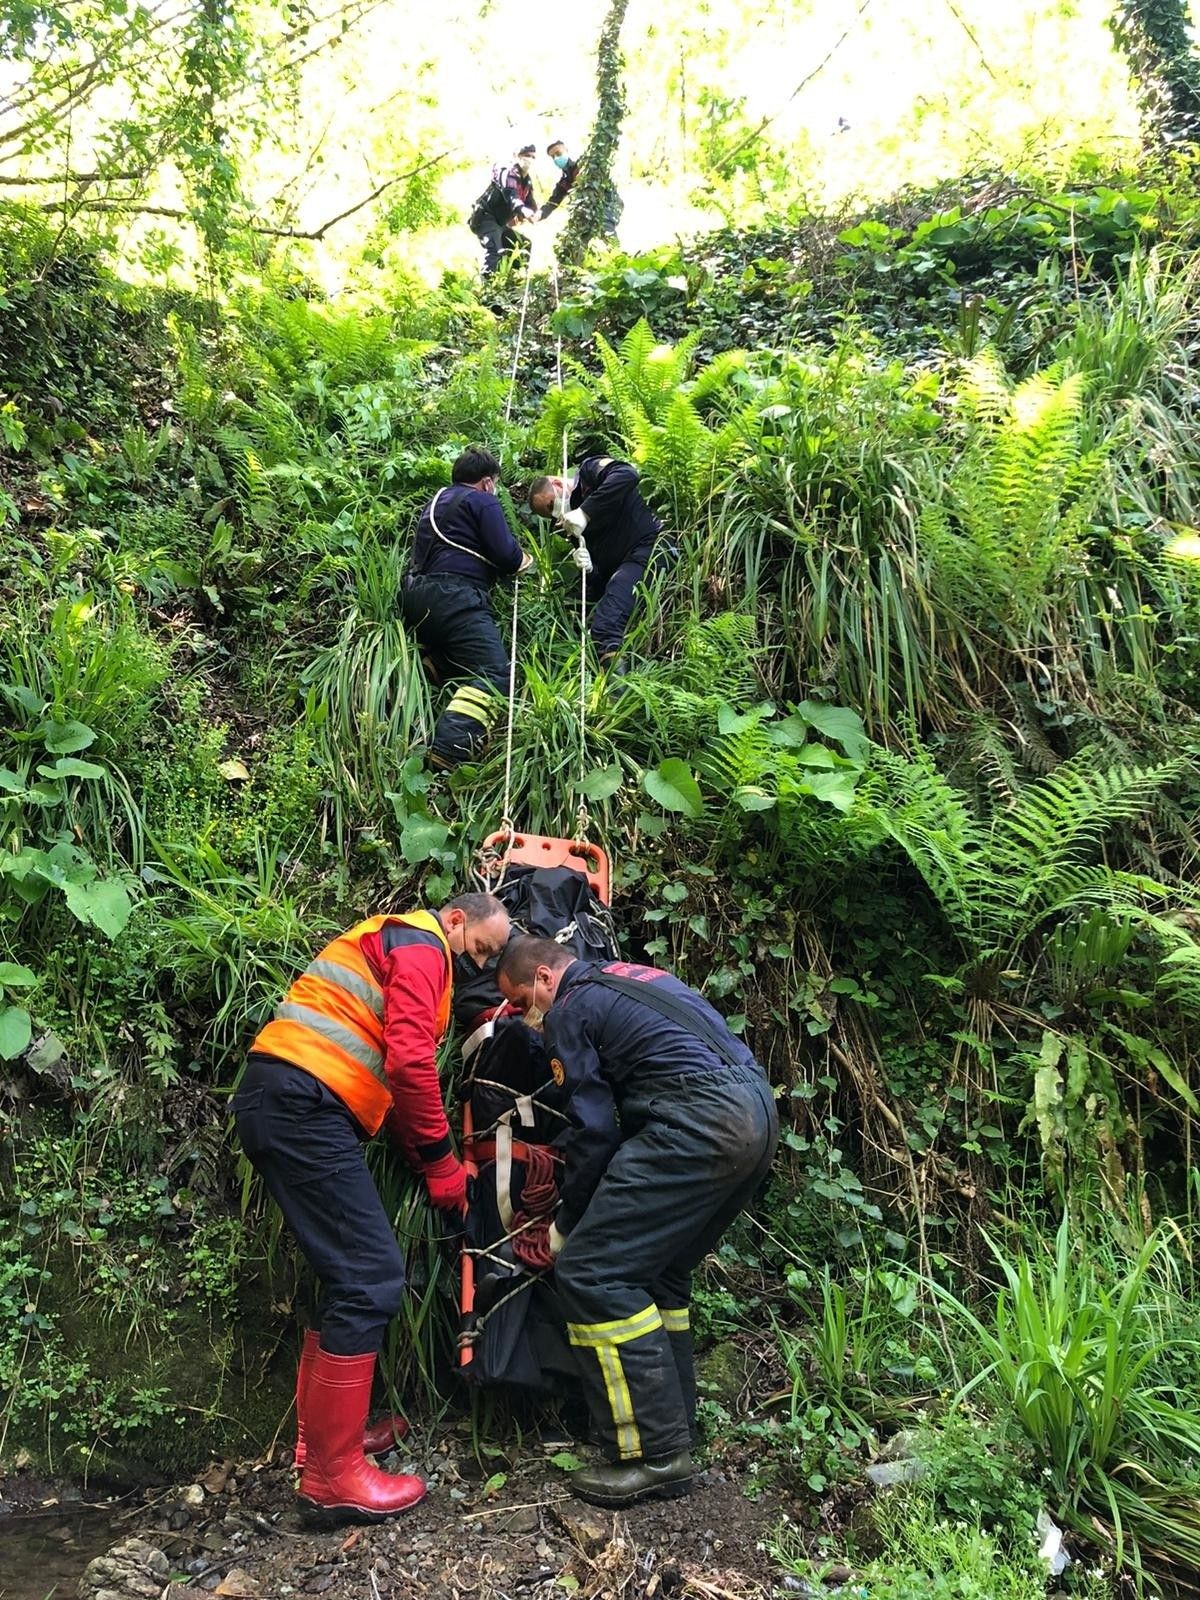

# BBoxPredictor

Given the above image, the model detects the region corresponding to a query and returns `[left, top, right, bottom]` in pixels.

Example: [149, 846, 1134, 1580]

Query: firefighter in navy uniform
[232, 893, 511, 1524]
[539, 140, 623, 237]
[469, 144, 538, 277]
[400, 446, 532, 769]
[527, 456, 664, 668]
[496, 937, 779, 1508]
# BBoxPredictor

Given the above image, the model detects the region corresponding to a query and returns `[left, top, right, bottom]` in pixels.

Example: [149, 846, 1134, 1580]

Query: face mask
[551, 489, 569, 518]
[523, 1004, 545, 1033]
[553, 154, 569, 170]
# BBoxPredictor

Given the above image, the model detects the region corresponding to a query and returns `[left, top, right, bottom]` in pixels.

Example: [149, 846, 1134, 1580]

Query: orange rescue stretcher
[458, 829, 610, 1370]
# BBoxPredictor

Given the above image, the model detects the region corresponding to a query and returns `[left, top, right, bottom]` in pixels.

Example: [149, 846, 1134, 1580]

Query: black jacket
[473, 165, 537, 228]
[540, 157, 579, 219]
[543, 959, 759, 1233]
[570, 457, 662, 578]
[407, 486, 524, 583]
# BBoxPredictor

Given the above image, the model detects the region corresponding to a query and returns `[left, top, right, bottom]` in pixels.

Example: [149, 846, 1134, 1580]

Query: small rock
[50, 1524, 75, 1541]
[214, 1568, 260, 1597]
[876, 1428, 917, 1462]
[553, 1505, 609, 1554]
[304, 1576, 337, 1595]
[865, 1458, 925, 1488]
[494, 1506, 539, 1534]
[80, 1538, 172, 1600]
[824, 1565, 853, 1585]
[180, 1484, 206, 1509]
[168, 1509, 191, 1531]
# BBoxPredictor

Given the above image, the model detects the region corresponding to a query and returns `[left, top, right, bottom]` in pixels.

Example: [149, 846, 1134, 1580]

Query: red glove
[424, 1153, 468, 1216]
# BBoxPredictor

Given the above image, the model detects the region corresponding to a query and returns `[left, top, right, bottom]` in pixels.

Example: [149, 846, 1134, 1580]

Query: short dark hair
[528, 475, 555, 511]
[546, 141, 565, 155]
[496, 935, 574, 987]
[452, 447, 500, 486]
[518, 143, 537, 158]
[444, 891, 507, 921]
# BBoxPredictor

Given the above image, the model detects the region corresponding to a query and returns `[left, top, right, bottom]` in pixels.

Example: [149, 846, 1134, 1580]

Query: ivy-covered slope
[2, 164, 1200, 1558]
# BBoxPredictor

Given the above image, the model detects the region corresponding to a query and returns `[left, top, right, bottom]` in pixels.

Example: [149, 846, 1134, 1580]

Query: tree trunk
[557, 0, 629, 267]
[1109, 0, 1200, 146]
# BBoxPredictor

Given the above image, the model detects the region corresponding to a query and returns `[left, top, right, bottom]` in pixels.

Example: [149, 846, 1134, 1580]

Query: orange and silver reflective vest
[251, 912, 451, 1136]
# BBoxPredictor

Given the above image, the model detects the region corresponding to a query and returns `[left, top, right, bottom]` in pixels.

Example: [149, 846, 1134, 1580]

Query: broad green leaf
[578, 764, 623, 802]
[400, 813, 451, 864]
[0, 768, 25, 793]
[63, 878, 133, 938]
[0, 1005, 32, 1060]
[793, 744, 837, 768]
[549, 1450, 587, 1472]
[0, 963, 36, 987]
[37, 758, 106, 781]
[799, 770, 859, 812]
[3, 683, 43, 716]
[766, 713, 810, 749]
[644, 759, 704, 819]
[733, 786, 775, 812]
[38, 719, 97, 755]
[797, 701, 868, 760]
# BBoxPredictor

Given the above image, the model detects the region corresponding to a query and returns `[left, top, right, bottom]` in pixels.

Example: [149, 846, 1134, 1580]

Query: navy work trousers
[553, 1065, 778, 1461]
[401, 573, 511, 766]
[232, 1054, 406, 1356]
[472, 218, 530, 278]
[588, 542, 657, 662]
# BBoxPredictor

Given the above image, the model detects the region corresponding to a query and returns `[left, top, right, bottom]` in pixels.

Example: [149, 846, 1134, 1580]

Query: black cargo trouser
[553, 1064, 778, 1461]
[471, 216, 529, 278]
[232, 1054, 406, 1356]
[588, 541, 658, 663]
[400, 573, 511, 766]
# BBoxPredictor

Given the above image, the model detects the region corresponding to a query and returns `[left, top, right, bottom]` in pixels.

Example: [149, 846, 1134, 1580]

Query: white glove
[572, 545, 593, 573]
[548, 1220, 567, 1257]
[561, 507, 589, 536]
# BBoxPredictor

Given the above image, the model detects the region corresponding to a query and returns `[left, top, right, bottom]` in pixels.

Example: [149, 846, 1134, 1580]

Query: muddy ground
[72, 1429, 825, 1600]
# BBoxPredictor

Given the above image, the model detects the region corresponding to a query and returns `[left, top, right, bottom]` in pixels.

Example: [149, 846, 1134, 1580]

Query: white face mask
[551, 489, 569, 518]
[523, 1004, 545, 1033]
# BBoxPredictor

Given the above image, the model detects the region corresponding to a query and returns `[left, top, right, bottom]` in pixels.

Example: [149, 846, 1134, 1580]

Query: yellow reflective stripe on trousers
[566, 1307, 662, 1461]
[566, 1304, 662, 1347]
[660, 1307, 690, 1334]
[275, 1002, 387, 1084]
[447, 685, 494, 727]
[596, 1344, 641, 1460]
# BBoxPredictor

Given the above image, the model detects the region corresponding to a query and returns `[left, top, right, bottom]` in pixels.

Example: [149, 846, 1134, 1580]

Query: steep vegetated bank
[4, 159, 1200, 1590]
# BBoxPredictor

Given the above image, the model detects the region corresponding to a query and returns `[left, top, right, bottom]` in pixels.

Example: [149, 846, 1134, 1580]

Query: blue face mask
[553, 153, 569, 170]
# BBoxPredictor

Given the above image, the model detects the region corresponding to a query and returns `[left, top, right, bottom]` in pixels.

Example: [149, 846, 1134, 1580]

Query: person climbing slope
[401, 446, 533, 769]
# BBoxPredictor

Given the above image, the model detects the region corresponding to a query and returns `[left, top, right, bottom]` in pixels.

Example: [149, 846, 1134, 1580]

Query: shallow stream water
[0, 1506, 121, 1600]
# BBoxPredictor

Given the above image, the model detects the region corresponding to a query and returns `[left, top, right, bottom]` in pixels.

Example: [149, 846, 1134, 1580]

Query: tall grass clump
[937, 1215, 1200, 1586]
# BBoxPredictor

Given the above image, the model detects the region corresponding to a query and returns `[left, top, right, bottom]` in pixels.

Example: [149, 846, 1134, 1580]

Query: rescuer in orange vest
[232, 892, 511, 1524]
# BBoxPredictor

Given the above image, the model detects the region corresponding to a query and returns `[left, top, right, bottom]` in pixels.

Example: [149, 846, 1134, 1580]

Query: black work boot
[570, 1450, 693, 1508]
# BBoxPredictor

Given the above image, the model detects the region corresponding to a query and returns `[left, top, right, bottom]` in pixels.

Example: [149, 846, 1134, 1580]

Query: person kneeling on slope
[496, 937, 778, 1508]
[233, 893, 511, 1523]
[401, 446, 533, 769]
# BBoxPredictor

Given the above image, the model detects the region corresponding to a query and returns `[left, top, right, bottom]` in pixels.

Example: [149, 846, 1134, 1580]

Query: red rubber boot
[297, 1347, 426, 1523]
[295, 1331, 409, 1468]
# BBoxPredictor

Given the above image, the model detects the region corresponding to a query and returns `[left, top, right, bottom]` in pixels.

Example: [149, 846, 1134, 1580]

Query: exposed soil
[74, 1429, 797, 1600]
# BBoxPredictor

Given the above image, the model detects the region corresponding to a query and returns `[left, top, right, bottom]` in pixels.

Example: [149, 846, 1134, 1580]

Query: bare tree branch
[711, 0, 874, 176]
[37, 149, 455, 239]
